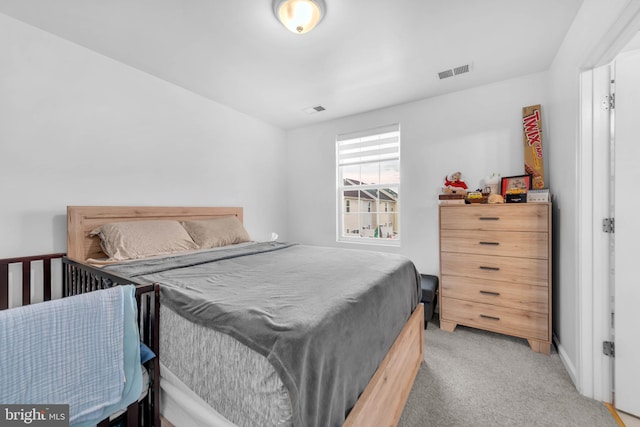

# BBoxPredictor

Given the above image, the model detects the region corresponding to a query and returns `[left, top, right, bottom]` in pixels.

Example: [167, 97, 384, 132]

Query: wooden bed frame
[66, 205, 424, 427]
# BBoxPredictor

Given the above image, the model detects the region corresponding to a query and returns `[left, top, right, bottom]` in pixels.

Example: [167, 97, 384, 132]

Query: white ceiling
[0, 0, 584, 130]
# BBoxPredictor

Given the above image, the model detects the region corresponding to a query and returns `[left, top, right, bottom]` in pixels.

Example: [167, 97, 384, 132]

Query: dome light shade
[273, 0, 325, 34]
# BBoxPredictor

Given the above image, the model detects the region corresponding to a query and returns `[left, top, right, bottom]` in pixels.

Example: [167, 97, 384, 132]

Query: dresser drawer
[441, 252, 548, 287]
[440, 204, 549, 232]
[441, 275, 548, 313]
[440, 229, 548, 259]
[441, 297, 548, 341]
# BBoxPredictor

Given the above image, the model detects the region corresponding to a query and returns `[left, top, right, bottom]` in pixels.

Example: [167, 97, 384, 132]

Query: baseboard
[554, 333, 578, 388]
[603, 403, 626, 427]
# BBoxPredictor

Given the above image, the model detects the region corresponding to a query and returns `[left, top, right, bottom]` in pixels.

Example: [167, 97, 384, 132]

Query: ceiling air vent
[453, 64, 470, 75]
[303, 105, 326, 114]
[437, 69, 454, 80]
[437, 63, 472, 80]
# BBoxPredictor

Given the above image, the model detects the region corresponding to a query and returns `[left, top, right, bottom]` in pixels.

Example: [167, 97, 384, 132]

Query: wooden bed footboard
[0, 254, 160, 427]
[344, 303, 424, 427]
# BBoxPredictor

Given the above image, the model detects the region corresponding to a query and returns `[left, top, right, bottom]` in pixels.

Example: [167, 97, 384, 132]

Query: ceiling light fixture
[273, 0, 326, 34]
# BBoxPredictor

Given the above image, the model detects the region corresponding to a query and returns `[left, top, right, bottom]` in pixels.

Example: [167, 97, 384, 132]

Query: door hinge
[602, 218, 615, 233]
[603, 341, 615, 357]
[602, 94, 615, 110]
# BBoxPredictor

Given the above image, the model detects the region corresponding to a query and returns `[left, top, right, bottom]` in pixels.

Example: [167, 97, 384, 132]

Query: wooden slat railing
[63, 257, 161, 427]
[0, 253, 66, 310]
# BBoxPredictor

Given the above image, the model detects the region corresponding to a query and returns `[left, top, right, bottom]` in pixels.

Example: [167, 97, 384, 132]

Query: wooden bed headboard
[67, 206, 244, 262]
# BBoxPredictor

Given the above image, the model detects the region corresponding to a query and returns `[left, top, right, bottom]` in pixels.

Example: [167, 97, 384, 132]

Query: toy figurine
[488, 193, 504, 204]
[443, 171, 468, 195]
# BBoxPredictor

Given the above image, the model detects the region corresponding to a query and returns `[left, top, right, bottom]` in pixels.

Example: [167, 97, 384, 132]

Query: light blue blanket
[0, 285, 142, 426]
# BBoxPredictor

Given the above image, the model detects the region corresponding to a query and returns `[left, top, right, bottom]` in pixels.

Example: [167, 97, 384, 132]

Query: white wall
[286, 72, 548, 276]
[0, 13, 288, 258]
[545, 0, 637, 392]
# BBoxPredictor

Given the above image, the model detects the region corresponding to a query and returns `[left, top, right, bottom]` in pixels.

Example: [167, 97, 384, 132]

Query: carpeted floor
[399, 320, 618, 427]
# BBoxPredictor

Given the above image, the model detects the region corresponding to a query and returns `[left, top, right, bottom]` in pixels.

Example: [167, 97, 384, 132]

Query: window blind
[337, 124, 400, 167]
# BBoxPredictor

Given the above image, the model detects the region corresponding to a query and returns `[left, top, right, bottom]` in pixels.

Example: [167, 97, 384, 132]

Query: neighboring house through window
[336, 124, 400, 245]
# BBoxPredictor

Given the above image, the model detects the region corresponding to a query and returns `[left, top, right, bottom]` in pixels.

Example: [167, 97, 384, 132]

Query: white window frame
[336, 124, 400, 246]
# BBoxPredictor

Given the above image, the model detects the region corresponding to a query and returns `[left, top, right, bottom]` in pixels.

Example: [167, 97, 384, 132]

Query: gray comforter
[106, 242, 421, 427]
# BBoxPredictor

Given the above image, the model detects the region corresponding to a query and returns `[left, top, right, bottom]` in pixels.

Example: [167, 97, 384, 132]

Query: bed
[65, 206, 424, 427]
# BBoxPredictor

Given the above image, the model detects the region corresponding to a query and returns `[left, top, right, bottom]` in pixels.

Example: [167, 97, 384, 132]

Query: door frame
[577, 65, 611, 402]
[577, 3, 640, 402]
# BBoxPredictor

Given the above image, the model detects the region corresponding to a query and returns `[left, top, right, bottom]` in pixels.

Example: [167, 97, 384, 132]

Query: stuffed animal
[443, 171, 468, 195]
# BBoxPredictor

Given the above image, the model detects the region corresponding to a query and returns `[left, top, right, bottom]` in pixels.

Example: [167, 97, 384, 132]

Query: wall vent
[438, 69, 454, 80]
[453, 64, 470, 75]
[438, 63, 472, 79]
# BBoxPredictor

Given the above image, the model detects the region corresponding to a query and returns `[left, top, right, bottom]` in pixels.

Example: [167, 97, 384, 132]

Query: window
[336, 124, 400, 245]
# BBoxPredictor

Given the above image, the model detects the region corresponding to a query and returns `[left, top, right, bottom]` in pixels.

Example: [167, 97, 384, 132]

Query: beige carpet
[399, 320, 618, 427]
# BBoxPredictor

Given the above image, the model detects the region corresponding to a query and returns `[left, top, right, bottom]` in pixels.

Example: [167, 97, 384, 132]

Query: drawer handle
[479, 241, 500, 246]
[480, 290, 500, 296]
[480, 314, 500, 321]
[479, 217, 500, 221]
[479, 266, 500, 271]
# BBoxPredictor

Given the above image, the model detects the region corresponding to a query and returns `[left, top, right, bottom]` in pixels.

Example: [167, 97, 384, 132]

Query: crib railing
[0, 253, 65, 310]
[0, 254, 160, 427]
[63, 257, 161, 427]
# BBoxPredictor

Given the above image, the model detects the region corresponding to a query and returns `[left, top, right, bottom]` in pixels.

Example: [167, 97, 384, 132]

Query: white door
[613, 49, 640, 417]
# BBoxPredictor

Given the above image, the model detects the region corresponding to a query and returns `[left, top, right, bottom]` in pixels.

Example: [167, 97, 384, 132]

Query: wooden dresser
[438, 203, 552, 354]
